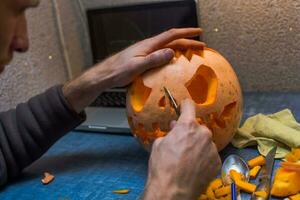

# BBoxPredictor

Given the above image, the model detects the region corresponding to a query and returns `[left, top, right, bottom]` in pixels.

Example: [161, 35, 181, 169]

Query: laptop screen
[87, 0, 199, 64]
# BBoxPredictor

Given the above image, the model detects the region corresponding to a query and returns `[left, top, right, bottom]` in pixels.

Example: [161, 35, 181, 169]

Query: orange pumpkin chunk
[286, 152, 299, 162]
[215, 185, 231, 198]
[249, 166, 261, 179]
[198, 194, 208, 200]
[247, 155, 266, 168]
[224, 195, 231, 200]
[41, 172, 55, 185]
[205, 186, 215, 200]
[229, 169, 244, 182]
[281, 162, 300, 172]
[289, 193, 300, 200]
[112, 189, 130, 194]
[210, 178, 223, 190]
[235, 180, 256, 193]
[255, 191, 268, 198]
[286, 148, 300, 162]
[271, 167, 300, 197]
[292, 148, 300, 160]
[200, 178, 225, 199]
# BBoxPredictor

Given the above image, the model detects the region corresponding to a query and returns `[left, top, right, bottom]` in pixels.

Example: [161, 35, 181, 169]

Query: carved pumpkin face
[126, 47, 243, 151]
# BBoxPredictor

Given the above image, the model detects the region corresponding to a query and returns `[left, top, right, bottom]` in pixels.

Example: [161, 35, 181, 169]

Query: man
[0, 0, 221, 199]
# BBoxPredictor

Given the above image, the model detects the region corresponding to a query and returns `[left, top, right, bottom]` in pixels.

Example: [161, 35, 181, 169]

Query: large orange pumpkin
[126, 47, 243, 151]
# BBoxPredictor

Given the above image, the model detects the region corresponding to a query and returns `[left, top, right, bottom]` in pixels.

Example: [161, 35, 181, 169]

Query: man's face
[0, 0, 39, 73]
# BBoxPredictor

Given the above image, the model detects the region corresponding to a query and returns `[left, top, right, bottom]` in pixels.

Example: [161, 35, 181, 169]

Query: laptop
[76, 0, 199, 134]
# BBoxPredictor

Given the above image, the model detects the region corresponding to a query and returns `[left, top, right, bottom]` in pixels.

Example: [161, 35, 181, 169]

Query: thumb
[141, 48, 174, 71]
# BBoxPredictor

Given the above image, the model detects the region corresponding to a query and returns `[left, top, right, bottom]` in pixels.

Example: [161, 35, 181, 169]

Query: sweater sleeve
[0, 85, 86, 186]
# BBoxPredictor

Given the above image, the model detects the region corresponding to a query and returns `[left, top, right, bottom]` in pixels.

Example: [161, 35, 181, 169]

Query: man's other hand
[101, 28, 204, 88]
[63, 28, 204, 113]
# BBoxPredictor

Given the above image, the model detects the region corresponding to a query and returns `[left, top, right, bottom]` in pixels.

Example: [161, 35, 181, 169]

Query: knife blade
[250, 146, 277, 200]
[163, 87, 180, 116]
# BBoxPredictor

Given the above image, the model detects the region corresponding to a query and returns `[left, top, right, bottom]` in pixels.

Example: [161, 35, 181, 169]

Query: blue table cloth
[1, 92, 299, 200]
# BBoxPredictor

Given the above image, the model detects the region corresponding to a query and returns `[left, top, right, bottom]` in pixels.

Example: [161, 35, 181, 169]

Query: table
[1, 92, 299, 200]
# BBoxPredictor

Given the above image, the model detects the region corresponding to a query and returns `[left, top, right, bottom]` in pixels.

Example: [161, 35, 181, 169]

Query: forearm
[0, 85, 85, 185]
[62, 62, 114, 113]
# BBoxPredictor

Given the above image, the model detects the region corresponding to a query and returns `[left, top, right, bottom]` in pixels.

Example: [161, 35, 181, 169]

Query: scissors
[163, 87, 180, 116]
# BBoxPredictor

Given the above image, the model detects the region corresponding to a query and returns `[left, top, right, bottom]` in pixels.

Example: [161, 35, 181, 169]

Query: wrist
[62, 63, 111, 113]
[142, 175, 195, 200]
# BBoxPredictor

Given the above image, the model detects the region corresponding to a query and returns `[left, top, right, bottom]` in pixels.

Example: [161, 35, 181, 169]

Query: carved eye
[129, 77, 152, 112]
[185, 65, 218, 105]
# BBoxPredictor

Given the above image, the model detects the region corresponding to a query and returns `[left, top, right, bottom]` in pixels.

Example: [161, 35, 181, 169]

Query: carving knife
[250, 146, 277, 200]
[163, 87, 180, 116]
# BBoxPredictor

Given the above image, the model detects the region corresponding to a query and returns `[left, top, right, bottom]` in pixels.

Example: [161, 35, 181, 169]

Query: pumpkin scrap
[249, 166, 261, 179]
[210, 178, 223, 190]
[247, 155, 266, 168]
[286, 152, 299, 162]
[292, 149, 300, 159]
[206, 184, 215, 199]
[289, 194, 300, 200]
[255, 191, 268, 199]
[281, 162, 300, 172]
[198, 194, 208, 200]
[229, 169, 244, 182]
[41, 172, 55, 185]
[112, 189, 130, 194]
[199, 178, 231, 200]
[282, 148, 300, 172]
[214, 185, 231, 198]
[271, 167, 300, 197]
[235, 180, 256, 193]
[269, 148, 300, 198]
[285, 148, 300, 163]
[200, 170, 256, 199]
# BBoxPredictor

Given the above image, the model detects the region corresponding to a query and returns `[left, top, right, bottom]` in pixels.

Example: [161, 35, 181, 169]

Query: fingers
[169, 120, 177, 130]
[153, 137, 163, 149]
[177, 99, 196, 123]
[144, 28, 202, 52]
[201, 125, 213, 138]
[165, 39, 206, 51]
[136, 48, 174, 71]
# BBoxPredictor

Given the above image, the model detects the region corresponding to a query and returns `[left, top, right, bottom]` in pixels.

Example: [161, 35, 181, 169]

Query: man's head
[0, 0, 39, 73]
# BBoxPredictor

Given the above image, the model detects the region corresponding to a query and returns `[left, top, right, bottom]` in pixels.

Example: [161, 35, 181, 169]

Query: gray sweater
[0, 85, 85, 186]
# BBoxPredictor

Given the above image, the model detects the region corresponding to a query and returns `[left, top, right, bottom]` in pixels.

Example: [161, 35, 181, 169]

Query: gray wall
[198, 0, 300, 92]
[0, 1, 68, 111]
[0, 0, 299, 111]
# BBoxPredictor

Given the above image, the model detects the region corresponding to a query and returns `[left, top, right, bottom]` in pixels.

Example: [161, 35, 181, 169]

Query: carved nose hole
[158, 96, 166, 109]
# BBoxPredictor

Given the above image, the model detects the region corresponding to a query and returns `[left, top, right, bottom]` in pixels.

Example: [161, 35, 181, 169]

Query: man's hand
[62, 28, 204, 113]
[142, 99, 221, 200]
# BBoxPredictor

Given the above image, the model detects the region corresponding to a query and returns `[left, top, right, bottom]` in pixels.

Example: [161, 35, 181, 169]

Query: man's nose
[12, 15, 29, 53]
[12, 36, 29, 53]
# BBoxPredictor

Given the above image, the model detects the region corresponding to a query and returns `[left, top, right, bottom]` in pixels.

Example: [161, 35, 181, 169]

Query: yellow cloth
[231, 109, 300, 158]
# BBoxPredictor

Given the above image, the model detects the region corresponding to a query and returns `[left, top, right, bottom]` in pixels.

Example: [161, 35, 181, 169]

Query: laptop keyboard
[90, 92, 126, 107]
